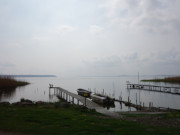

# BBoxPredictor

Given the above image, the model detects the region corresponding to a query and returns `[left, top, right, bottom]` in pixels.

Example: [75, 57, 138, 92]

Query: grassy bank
[0, 102, 179, 135]
[0, 76, 29, 89]
[141, 76, 180, 84]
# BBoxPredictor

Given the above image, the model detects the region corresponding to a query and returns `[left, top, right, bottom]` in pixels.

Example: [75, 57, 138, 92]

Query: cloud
[33, 36, 52, 41]
[100, 0, 180, 33]
[89, 25, 104, 34]
[84, 55, 121, 68]
[0, 62, 15, 68]
[57, 25, 77, 33]
[81, 51, 180, 75]
[7, 42, 21, 48]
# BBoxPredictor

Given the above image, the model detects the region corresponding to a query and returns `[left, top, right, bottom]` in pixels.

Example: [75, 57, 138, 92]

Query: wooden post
[136, 93, 137, 105]
[49, 88, 50, 96]
[72, 97, 74, 104]
[84, 97, 86, 107]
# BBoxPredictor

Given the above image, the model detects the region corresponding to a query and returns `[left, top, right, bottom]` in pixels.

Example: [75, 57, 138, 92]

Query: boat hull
[77, 89, 91, 98]
[91, 94, 115, 105]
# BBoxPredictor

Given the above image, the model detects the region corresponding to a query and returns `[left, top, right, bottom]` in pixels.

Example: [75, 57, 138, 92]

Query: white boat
[91, 93, 114, 105]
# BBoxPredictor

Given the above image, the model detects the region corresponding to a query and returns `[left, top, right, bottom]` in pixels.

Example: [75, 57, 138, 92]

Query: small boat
[77, 88, 91, 97]
[91, 93, 115, 105]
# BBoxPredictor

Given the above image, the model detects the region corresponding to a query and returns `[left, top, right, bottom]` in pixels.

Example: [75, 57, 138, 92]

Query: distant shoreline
[1, 75, 56, 78]
[141, 76, 180, 84]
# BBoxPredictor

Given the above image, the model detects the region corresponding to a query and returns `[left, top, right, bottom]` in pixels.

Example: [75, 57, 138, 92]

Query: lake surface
[0, 76, 180, 112]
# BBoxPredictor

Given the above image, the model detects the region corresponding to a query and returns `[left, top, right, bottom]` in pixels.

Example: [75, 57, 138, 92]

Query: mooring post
[136, 93, 137, 105]
[72, 97, 74, 104]
[66, 94, 68, 101]
[84, 97, 87, 107]
[128, 96, 129, 103]
[49, 88, 50, 96]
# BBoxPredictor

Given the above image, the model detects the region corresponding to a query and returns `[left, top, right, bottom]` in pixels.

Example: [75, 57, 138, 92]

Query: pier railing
[127, 84, 180, 95]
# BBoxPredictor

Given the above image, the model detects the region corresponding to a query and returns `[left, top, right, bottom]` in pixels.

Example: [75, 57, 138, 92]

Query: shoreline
[141, 76, 180, 84]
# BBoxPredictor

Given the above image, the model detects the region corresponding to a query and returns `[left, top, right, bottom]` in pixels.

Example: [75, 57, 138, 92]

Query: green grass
[0, 75, 29, 89]
[141, 76, 180, 84]
[0, 104, 179, 135]
[122, 112, 180, 119]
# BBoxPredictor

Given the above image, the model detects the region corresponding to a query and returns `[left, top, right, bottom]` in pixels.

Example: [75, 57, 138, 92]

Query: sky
[0, 0, 180, 77]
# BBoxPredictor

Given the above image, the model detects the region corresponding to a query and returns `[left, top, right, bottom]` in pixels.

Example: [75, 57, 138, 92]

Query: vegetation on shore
[141, 76, 180, 84]
[0, 75, 29, 89]
[0, 100, 180, 135]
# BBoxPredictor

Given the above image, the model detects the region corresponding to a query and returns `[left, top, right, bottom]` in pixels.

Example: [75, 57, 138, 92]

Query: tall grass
[141, 76, 180, 84]
[0, 75, 29, 89]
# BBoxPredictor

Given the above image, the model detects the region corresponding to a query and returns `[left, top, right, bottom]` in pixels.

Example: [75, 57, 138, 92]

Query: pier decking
[127, 84, 180, 95]
[49, 86, 121, 118]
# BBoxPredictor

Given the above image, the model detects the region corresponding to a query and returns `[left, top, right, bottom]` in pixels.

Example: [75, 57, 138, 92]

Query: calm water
[0, 76, 180, 112]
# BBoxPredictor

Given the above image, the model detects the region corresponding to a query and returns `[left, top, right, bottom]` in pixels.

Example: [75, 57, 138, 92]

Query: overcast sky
[0, 0, 180, 77]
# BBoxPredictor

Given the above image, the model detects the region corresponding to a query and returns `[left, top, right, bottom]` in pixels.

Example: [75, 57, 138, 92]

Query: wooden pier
[49, 85, 180, 114]
[127, 84, 180, 95]
[49, 86, 121, 118]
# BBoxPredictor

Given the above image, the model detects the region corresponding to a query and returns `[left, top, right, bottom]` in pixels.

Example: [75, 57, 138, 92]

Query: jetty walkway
[49, 86, 121, 118]
[127, 84, 180, 95]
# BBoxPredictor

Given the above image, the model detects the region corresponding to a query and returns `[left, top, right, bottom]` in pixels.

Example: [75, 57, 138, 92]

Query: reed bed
[0, 75, 29, 89]
[141, 76, 180, 84]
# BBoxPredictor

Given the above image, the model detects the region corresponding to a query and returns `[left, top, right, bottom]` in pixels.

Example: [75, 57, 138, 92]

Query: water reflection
[0, 88, 16, 101]
[103, 103, 115, 110]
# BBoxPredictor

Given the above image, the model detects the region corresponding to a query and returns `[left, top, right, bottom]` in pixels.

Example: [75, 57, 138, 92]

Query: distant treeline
[1, 75, 56, 78]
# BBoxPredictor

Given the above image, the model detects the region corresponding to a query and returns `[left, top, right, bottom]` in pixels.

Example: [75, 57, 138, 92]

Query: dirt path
[120, 111, 180, 127]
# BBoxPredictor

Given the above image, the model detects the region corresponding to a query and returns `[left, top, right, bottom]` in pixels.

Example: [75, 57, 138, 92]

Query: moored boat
[91, 93, 115, 105]
[77, 88, 91, 97]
